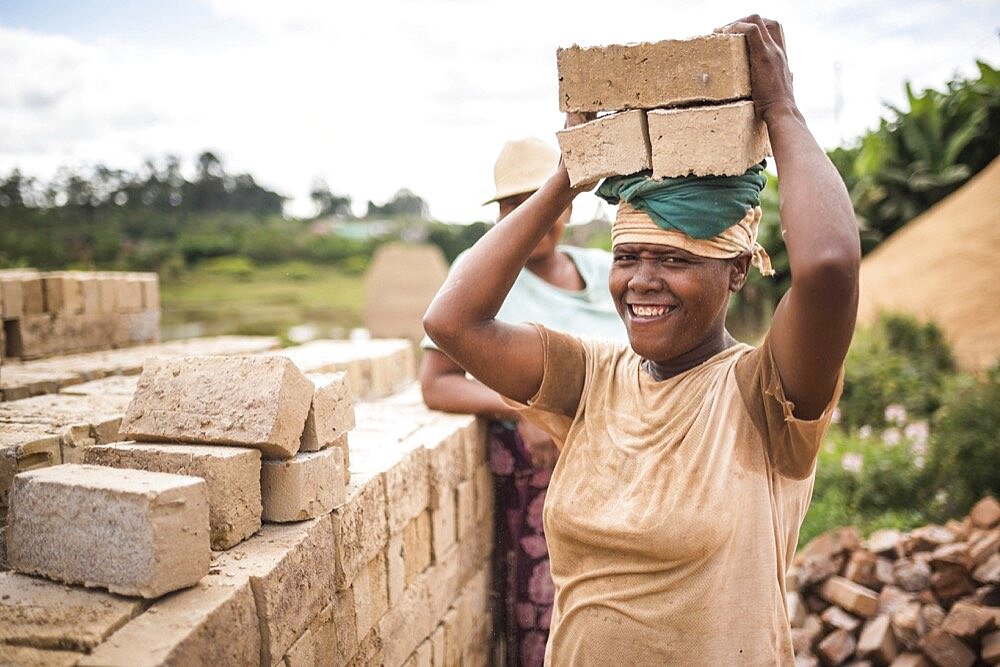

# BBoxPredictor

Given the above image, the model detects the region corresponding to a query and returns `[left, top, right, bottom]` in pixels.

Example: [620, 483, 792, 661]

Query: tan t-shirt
[505, 325, 842, 666]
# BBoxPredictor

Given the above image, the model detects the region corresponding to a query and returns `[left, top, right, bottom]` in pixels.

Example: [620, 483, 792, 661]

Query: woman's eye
[613, 254, 636, 263]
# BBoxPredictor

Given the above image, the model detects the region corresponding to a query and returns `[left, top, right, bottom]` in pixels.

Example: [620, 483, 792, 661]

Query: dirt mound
[858, 157, 1000, 370]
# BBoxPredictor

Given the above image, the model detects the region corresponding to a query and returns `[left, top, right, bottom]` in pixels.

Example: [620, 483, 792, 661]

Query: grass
[160, 260, 365, 341]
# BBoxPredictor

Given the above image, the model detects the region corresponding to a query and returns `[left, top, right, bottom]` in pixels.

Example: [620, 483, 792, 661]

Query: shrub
[200, 256, 255, 278]
[924, 364, 1000, 519]
[839, 313, 955, 429]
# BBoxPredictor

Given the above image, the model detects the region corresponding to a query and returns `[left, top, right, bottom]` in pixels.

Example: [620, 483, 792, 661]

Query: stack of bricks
[0, 348, 497, 665]
[787, 496, 1000, 666]
[0, 269, 159, 361]
[554, 33, 770, 187]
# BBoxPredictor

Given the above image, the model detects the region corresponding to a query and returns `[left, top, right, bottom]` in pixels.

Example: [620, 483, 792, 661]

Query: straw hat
[484, 137, 560, 205]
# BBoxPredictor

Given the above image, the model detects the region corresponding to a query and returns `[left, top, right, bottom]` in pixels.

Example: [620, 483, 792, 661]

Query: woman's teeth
[631, 304, 668, 317]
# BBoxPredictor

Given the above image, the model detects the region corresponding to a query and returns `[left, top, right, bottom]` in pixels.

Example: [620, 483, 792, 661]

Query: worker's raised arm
[720, 15, 861, 419]
[422, 138, 588, 403]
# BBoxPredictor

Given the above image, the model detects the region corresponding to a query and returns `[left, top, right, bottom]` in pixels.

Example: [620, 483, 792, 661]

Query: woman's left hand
[715, 15, 795, 122]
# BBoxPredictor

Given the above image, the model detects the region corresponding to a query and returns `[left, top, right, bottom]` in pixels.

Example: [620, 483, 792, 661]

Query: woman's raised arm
[720, 15, 861, 419]
[423, 156, 586, 404]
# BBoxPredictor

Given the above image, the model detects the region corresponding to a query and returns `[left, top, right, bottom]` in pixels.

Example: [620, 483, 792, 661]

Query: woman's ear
[729, 255, 751, 292]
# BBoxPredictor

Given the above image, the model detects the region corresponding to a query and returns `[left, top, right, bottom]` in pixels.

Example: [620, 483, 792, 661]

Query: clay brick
[648, 100, 770, 178]
[892, 601, 924, 651]
[817, 629, 856, 666]
[79, 578, 259, 667]
[890, 653, 931, 667]
[895, 558, 932, 592]
[212, 518, 336, 666]
[0, 571, 144, 652]
[907, 525, 955, 553]
[971, 496, 1000, 529]
[300, 372, 354, 453]
[261, 447, 346, 523]
[456, 478, 475, 541]
[846, 549, 883, 591]
[821, 576, 879, 618]
[798, 553, 838, 589]
[8, 464, 209, 598]
[919, 628, 975, 667]
[930, 542, 972, 572]
[0, 645, 82, 666]
[878, 585, 914, 616]
[379, 572, 432, 667]
[975, 552, 1000, 584]
[930, 565, 974, 604]
[332, 475, 388, 588]
[120, 355, 313, 458]
[557, 34, 750, 112]
[869, 529, 905, 559]
[857, 614, 897, 664]
[969, 531, 999, 569]
[84, 441, 261, 550]
[556, 110, 651, 187]
[352, 552, 389, 644]
[788, 591, 807, 628]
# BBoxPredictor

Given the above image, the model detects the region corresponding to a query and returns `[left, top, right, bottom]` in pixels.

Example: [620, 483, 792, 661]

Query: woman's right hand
[517, 418, 559, 470]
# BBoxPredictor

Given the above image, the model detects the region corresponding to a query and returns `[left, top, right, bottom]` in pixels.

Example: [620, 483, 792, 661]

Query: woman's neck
[526, 250, 585, 292]
[644, 328, 738, 381]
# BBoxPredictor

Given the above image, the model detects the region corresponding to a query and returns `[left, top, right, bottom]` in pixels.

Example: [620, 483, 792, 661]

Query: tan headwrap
[611, 202, 775, 277]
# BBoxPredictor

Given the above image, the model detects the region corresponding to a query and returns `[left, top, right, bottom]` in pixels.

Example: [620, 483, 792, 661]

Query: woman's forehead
[612, 242, 698, 258]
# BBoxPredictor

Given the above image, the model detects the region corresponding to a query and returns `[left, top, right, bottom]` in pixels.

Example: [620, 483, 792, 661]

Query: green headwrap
[595, 163, 768, 240]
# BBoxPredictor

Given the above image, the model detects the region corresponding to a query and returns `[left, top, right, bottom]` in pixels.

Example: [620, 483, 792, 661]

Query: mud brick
[556, 109, 651, 187]
[890, 653, 931, 667]
[846, 550, 884, 591]
[868, 529, 906, 559]
[138, 273, 159, 311]
[821, 605, 861, 633]
[930, 543, 973, 572]
[349, 628, 384, 666]
[300, 372, 354, 453]
[969, 531, 999, 569]
[332, 475, 388, 588]
[117, 276, 145, 313]
[817, 629, 856, 666]
[971, 496, 1000, 529]
[878, 586, 914, 616]
[78, 275, 101, 314]
[261, 447, 346, 523]
[919, 628, 975, 667]
[982, 630, 1000, 665]
[387, 510, 433, 607]
[798, 553, 839, 589]
[907, 525, 956, 553]
[975, 553, 1000, 584]
[7, 464, 209, 598]
[941, 601, 996, 639]
[455, 478, 476, 542]
[857, 614, 897, 664]
[115, 311, 160, 347]
[931, 565, 974, 604]
[84, 442, 262, 550]
[96, 274, 119, 312]
[379, 572, 432, 667]
[383, 445, 430, 535]
[557, 33, 750, 112]
[0, 571, 144, 652]
[352, 552, 389, 644]
[0, 429, 62, 510]
[648, 100, 770, 178]
[895, 558, 932, 592]
[42, 273, 84, 315]
[420, 418, 470, 493]
[0, 645, 82, 666]
[425, 546, 461, 622]
[80, 578, 259, 667]
[120, 355, 313, 459]
[283, 628, 314, 667]
[788, 591, 807, 628]
[212, 518, 336, 667]
[311, 587, 358, 666]
[892, 601, 925, 651]
[820, 576, 879, 618]
[430, 624, 446, 667]
[0, 274, 24, 318]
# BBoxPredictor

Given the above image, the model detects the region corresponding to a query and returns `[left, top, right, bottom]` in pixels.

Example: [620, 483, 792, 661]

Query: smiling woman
[423, 15, 860, 665]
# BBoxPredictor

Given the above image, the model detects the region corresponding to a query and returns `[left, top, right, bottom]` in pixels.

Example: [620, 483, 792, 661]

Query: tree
[366, 188, 429, 219]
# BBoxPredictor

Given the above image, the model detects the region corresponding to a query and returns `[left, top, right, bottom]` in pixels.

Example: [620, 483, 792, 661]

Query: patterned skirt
[488, 421, 554, 667]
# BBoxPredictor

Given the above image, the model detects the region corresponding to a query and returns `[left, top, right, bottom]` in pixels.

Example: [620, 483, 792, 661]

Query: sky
[1, 1, 998, 223]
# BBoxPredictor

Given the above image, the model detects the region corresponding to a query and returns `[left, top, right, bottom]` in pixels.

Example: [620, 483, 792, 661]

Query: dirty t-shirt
[504, 325, 842, 666]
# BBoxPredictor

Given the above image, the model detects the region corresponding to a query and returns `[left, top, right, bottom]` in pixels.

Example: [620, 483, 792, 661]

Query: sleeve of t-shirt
[735, 332, 845, 480]
[500, 324, 588, 446]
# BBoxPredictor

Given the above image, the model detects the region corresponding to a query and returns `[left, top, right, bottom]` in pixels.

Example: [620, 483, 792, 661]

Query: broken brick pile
[788, 496, 1000, 666]
[0, 269, 159, 361]
[0, 337, 493, 666]
[555, 33, 770, 187]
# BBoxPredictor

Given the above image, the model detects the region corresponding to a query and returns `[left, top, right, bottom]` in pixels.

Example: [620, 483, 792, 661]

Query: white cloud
[0, 1, 997, 222]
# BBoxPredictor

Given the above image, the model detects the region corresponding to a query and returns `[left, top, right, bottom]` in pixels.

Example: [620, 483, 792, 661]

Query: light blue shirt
[422, 244, 628, 349]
